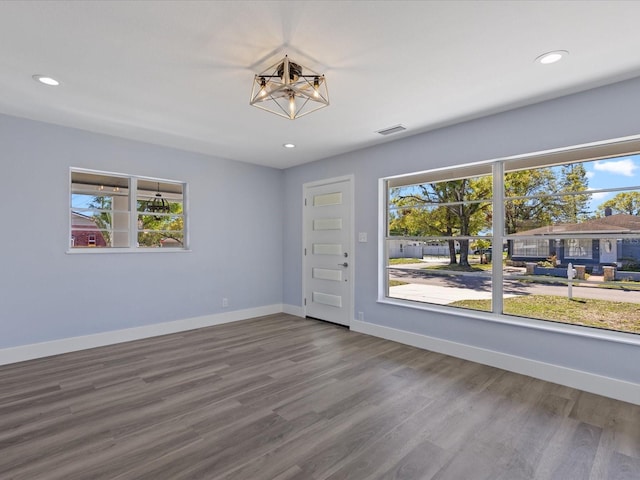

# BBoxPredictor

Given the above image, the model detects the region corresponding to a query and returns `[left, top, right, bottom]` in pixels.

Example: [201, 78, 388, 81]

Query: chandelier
[250, 55, 329, 120]
[145, 182, 171, 220]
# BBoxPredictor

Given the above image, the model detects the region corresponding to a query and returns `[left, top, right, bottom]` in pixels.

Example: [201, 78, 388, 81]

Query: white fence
[388, 240, 453, 258]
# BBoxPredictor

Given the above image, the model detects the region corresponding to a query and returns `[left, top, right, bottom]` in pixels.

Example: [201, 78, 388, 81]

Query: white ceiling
[3, 1, 640, 169]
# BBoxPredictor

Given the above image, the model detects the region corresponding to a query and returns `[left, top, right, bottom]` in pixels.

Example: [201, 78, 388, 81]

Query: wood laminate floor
[0, 314, 638, 480]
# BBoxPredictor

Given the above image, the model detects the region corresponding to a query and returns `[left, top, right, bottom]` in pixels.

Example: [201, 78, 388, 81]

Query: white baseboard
[0, 304, 283, 366]
[351, 320, 640, 406]
[6, 307, 634, 405]
[282, 304, 305, 317]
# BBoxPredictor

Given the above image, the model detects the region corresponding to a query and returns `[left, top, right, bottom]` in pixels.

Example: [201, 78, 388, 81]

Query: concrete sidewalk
[390, 283, 518, 305]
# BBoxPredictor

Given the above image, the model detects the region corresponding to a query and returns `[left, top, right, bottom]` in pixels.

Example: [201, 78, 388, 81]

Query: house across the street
[510, 209, 640, 272]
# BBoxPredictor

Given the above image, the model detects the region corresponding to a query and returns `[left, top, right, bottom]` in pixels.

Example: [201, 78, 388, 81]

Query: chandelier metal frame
[250, 55, 329, 120]
[144, 182, 171, 220]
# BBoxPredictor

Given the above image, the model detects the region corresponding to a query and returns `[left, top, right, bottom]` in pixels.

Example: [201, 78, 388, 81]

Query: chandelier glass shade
[250, 55, 329, 120]
[145, 182, 171, 220]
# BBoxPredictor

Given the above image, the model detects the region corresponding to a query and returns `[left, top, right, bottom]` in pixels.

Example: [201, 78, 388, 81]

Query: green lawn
[449, 295, 640, 334]
[389, 258, 424, 265]
[422, 263, 492, 272]
[389, 279, 409, 287]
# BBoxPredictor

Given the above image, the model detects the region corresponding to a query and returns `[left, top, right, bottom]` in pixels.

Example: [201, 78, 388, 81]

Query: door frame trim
[302, 174, 355, 327]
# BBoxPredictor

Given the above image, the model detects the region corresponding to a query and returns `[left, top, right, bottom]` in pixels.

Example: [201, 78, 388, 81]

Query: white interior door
[304, 177, 353, 326]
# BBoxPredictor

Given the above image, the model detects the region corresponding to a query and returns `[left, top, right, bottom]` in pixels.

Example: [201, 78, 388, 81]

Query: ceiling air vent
[376, 124, 407, 136]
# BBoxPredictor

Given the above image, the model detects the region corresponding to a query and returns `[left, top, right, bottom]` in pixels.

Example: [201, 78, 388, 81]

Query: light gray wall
[283, 77, 640, 384]
[0, 114, 283, 348]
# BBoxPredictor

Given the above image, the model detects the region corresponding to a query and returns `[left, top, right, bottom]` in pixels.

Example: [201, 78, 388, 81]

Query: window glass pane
[506, 189, 640, 236]
[504, 154, 640, 335]
[136, 180, 184, 248]
[387, 239, 494, 312]
[70, 171, 130, 248]
[389, 203, 493, 238]
[502, 287, 640, 334]
[69, 227, 113, 248]
[137, 231, 184, 248]
[391, 175, 492, 204]
[137, 214, 184, 248]
[503, 196, 558, 235]
[389, 175, 493, 238]
[71, 171, 129, 193]
[136, 180, 183, 212]
[70, 213, 129, 248]
[503, 236, 640, 334]
[505, 163, 592, 230]
[387, 174, 494, 312]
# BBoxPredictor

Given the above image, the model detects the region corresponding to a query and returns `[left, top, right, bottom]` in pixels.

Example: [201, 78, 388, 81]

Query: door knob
[338, 262, 348, 267]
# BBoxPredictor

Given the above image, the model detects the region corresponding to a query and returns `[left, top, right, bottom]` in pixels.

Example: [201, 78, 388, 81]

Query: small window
[70, 169, 187, 251]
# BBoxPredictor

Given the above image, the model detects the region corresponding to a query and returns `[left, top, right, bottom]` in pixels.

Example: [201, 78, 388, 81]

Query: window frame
[68, 167, 189, 254]
[378, 135, 640, 344]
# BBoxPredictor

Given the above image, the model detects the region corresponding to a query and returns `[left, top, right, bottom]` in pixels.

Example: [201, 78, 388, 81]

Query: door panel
[599, 239, 617, 264]
[304, 179, 352, 326]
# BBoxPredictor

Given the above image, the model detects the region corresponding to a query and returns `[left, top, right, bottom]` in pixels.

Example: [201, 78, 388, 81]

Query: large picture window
[70, 169, 187, 251]
[383, 139, 640, 336]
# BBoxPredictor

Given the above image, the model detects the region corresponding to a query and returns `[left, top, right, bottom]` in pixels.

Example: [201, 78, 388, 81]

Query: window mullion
[383, 180, 390, 298]
[130, 176, 138, 249]
[492, 161, 505, 314]
[182, 182, 189, 251]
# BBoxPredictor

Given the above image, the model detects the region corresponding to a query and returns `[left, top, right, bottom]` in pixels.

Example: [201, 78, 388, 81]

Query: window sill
[66, 248, 192, 254]
[377, 296, 640, 347]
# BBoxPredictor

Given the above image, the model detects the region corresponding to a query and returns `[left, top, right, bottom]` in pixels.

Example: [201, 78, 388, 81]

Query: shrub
[537, 260, 555, 268]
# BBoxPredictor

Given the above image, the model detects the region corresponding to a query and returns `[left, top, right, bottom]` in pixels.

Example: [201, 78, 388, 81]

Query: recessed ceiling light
[535, 50, 568, 65]
[283, 143, 296, 148]
[32, 74, 60, 86]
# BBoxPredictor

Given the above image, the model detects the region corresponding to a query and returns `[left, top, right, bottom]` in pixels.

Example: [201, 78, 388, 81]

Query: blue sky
[582, 154, 640, 213]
